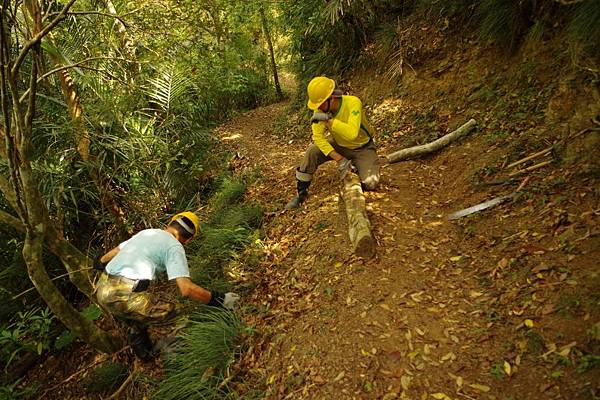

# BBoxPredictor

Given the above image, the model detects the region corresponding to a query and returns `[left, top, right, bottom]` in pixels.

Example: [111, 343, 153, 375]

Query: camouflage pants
[95, 273, 178, 326]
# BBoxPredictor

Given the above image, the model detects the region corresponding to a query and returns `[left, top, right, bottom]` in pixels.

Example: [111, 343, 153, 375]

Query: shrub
[477, 0, 529, 50]
[0, 308, 54, 369]
[209, 177, 247, 213]
[0, 378, 38, 399]
[153, 308, 243, 400]
[568, 0, 600, 57]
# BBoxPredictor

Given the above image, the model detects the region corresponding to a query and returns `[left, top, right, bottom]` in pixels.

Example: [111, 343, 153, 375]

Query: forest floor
[217, 43, 600, 400]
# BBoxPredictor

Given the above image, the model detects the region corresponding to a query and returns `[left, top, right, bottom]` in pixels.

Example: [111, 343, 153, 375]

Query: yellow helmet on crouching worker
[169, 211, 200, 240]
[307, 76, 335, 111]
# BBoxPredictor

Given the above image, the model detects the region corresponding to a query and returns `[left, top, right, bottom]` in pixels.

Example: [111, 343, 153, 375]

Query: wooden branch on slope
[386, 118, 477, 163]
[340, 173, 376, 259]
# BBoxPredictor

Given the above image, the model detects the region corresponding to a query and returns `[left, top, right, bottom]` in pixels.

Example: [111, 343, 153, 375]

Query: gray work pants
[297, 138, 380, 190]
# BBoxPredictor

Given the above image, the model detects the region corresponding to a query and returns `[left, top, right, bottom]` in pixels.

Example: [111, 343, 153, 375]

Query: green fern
[143, 67, 193, 117]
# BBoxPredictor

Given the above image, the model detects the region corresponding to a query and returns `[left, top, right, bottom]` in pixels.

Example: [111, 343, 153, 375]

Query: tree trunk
[0, 181, 95, 297]
[24, 227, 121, 353]
[259, 6, 282, 99]
[386, 119, 477, 163]
[101, 0, 138, 78]
[56, 68, 91, 160]
[340, 173, 376, 259]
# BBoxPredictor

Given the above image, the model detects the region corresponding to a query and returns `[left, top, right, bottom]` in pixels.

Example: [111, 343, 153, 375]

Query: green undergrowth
[188, 176, 262, 291]
[154, 176, 260, 398]
[153, 307, 244, 400]
[83, 361, 129, 394]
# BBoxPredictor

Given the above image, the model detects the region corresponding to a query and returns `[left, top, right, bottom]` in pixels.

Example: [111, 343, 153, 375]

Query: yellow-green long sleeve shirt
[312, 95, 374, 156]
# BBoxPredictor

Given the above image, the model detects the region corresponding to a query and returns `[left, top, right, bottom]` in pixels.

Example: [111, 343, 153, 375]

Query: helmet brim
[307, 78, 335, 110]
[307, 99, 322, 111]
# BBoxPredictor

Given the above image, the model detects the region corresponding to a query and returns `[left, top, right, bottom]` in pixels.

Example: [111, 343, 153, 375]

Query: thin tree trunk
[101, 0, 138, 77]
[24, 228, 120, 353]
[56, 68, 91, 160]
[259, 5, 282, 99]
[0, 210, 95, 297]
[47, 49, 127, 227]
[24, 0, 126, 229]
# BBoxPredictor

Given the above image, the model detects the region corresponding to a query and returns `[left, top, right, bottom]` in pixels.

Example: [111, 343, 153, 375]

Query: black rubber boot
[285, 180, 310, 210]
[128, 326, 155, 362]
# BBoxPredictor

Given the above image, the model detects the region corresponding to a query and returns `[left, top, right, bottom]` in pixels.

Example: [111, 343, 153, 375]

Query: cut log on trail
[340, 173, 376, 258]
[386, 118, 477, 163]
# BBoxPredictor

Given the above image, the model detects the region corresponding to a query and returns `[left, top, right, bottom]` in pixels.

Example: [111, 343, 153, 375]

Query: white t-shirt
[105, 229, 190, 280]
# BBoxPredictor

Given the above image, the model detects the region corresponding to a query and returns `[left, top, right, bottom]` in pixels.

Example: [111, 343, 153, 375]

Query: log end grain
[355, 235, 376, 259]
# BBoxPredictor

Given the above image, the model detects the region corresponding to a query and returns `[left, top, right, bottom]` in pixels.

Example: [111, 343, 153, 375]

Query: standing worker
[95, 211, 240, 360]
[286, 76, 380, 209]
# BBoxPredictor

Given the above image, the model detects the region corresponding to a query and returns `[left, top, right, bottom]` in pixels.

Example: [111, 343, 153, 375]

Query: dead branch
[65, 11, 129, 26]
[106, 368, 136, 400]
[38, 354, 109, 398]
[340, 173, 376, 259]
[508, 160, 552, 177]
[516, 177, 530, 192]
[386, 119, 477, 163]
[506, 147, 552, 170]
[554, 0, 587, 4]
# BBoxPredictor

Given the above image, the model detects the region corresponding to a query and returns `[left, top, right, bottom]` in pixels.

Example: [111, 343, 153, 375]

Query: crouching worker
[286, 76, 381, 209]
[95, 211, 240, 361]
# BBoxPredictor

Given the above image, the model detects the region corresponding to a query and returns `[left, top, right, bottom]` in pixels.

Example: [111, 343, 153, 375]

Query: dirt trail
[216, 99, 599, 399]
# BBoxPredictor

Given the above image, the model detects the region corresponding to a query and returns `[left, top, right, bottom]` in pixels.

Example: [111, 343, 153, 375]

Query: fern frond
[322, 0, 348, 25]
[143, 67, 193, 117]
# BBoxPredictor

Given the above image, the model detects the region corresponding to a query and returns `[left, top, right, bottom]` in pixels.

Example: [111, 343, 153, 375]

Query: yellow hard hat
[307, 76, 335, 110]
[169, 211, 200, 239]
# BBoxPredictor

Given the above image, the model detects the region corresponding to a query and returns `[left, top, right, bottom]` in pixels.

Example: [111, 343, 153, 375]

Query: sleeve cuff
[207, 291, 224, 307]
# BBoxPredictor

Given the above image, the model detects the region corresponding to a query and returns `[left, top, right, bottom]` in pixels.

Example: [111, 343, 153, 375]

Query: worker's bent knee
[361, 176, 380, 191]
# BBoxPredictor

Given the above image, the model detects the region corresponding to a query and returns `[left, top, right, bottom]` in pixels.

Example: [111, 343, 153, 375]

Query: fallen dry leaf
[503, 361, 512, 377]
[333, 371, 345, 382]
[468, 383, 491, 392]
[524, 319, 534, 328]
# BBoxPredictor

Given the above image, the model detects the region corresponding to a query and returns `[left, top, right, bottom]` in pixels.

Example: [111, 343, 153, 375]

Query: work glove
[310, 112, 332, 124]
[208, 291, 240, 310]
[223, 292, 241, 310]
[337, 158, 353, 180]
